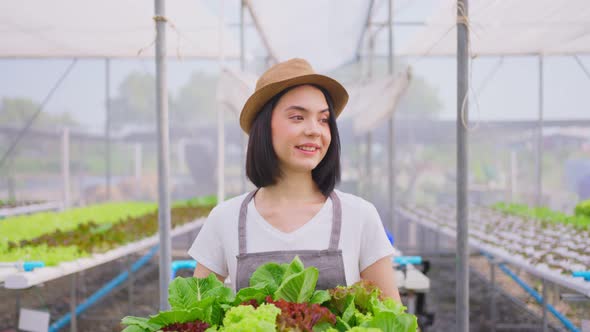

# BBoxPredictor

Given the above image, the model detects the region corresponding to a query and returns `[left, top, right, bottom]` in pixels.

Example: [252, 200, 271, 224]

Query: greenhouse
[0, 0, 589, 331]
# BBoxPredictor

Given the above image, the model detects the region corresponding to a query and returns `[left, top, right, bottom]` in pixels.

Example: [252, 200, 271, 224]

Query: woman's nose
[304, 119, 321, 136]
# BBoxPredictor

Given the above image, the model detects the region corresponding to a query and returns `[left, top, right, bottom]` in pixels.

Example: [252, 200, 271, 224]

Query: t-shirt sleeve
[359, 202, 395, 272]
[187, 206, 228, 277]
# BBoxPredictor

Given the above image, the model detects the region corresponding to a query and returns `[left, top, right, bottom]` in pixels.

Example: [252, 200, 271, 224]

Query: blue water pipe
[48, 246, 159, 332]
[393, 256, 422, 266]
[482, 252, 580, 332]
[171, 260, 197, 279]
[572, 271, 590, 281]
[386, 230, 395, 246]
[0, 261, 45, 271]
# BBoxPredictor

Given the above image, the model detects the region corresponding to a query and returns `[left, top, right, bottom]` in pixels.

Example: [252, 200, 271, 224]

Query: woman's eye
[321, 118, 329, 123]
[291, 115, 304, 120]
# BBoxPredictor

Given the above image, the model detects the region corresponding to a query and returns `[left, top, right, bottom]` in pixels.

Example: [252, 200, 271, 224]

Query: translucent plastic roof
[246, 0, 370, 71]
[347, 68, 412, 135]
[0, 0, 240, 59]
[399, 0, 590, 56]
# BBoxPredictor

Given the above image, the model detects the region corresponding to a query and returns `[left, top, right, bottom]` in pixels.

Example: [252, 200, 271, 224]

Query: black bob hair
[245, 84, 341, 197]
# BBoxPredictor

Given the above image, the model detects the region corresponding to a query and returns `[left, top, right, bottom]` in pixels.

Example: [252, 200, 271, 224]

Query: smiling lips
[296, 144, 320, 154]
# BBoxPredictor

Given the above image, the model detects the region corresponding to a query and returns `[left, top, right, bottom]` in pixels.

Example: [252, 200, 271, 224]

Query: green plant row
[0, 202, 158, 243]
[574, 199, 590, 218]
[173, 195, 217, 208]
[0, 200, 215, 266]
[491, 202, 590, 230]
[0, 245, 85, 266]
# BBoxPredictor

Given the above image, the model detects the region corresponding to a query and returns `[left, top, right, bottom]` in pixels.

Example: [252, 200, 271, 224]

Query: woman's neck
[258, 171, 325, 205]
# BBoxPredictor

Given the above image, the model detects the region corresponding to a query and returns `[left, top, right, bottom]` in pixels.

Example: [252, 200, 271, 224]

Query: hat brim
[239, 74, 349, 134]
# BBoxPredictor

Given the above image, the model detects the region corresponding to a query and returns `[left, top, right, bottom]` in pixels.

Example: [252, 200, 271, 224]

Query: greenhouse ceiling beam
[355, 0, 376, 61]
[243, 0, 279, 64]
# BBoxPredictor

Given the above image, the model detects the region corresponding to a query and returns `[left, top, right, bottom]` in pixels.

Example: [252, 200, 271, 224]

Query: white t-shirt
[187, 189, 394, 290]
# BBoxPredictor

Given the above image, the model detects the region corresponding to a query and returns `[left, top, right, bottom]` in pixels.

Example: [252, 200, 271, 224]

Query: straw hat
[239, 58, 349, 134]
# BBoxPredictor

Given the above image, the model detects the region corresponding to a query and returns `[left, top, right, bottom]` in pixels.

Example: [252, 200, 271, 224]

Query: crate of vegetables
[121, 256, 418, 332]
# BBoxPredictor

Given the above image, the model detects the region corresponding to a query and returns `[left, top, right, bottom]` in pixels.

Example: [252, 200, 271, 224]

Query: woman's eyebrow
[284, 105, 330, 113]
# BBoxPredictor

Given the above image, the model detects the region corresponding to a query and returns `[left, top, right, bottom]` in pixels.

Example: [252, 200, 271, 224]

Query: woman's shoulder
[208, 191, 251, 219]
[333, 189, 374, 211]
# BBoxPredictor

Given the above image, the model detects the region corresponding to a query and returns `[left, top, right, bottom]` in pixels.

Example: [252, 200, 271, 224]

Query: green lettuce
[148, 308, 207, 326]
[121, 256, 419, 332]
[274, 267, 319, 303]
[213, 304, 280, 332]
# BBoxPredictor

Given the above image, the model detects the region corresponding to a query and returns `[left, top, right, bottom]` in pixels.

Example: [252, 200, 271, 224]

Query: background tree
[109, 72, 157, 130]
[0, 97, 78, 128]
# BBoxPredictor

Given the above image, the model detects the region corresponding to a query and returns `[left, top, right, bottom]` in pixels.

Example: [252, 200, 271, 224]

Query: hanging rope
[412, 1, 484, 132]
[457, 1, 482, 132]
[137, 15, 185, 60]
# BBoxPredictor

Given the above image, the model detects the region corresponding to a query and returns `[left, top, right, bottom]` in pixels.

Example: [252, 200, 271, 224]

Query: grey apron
[235, 189, 347, 291]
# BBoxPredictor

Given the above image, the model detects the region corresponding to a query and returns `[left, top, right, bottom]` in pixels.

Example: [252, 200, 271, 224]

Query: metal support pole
[366, 133, 372, 201]
[134, 143, 142, 199]
[240, 0, 247, 194]
[240, 0, 245, 71]
[14, 291, 20, 330]
[154, 0, 172, 311]
[127, 254, 134, 315]
[535, 55, 544, 208]
[62, 128, 71, 209]
[406, 292, 416, 315]
[510, 150, 518, 202]
[387, 0, 397, 237]
[105, 58, 111, 201]
[176, 139, 187, 175]
[490, 260, 497, 332]
[456, 1, 470, 331]
[408, 220, 417, 250]
[365, 25, 375, 201]
[542, 279, 548, 332]
[419, 225, 425, 251]
[70, 273, 77, 331]
[217, 111, 225, 202]
[435, 229, 440, 251]
[217, 0, 226, 203]
[77, 140, 86, 205]
[356, 143, 362, 196]
[7, 169, 15, 201]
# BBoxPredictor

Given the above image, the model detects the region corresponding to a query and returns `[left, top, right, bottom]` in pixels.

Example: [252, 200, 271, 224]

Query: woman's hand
[360, 255, 402, 302]
[193, 263, 226, 283]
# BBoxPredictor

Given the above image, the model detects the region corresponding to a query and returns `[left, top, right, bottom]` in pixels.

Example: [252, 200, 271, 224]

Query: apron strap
[328, 191, 342, 250]
[238, 189, 258, 255]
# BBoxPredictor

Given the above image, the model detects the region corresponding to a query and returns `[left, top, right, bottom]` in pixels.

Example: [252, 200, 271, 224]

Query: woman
[189, 58, 400, 300]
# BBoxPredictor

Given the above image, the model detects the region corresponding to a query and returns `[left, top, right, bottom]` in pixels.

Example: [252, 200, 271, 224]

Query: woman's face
[270, 85, 332, 175]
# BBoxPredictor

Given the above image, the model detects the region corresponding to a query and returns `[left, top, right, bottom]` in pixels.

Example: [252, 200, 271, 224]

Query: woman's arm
[360, 255, 401, 302]
[193, 263, 226, 283]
